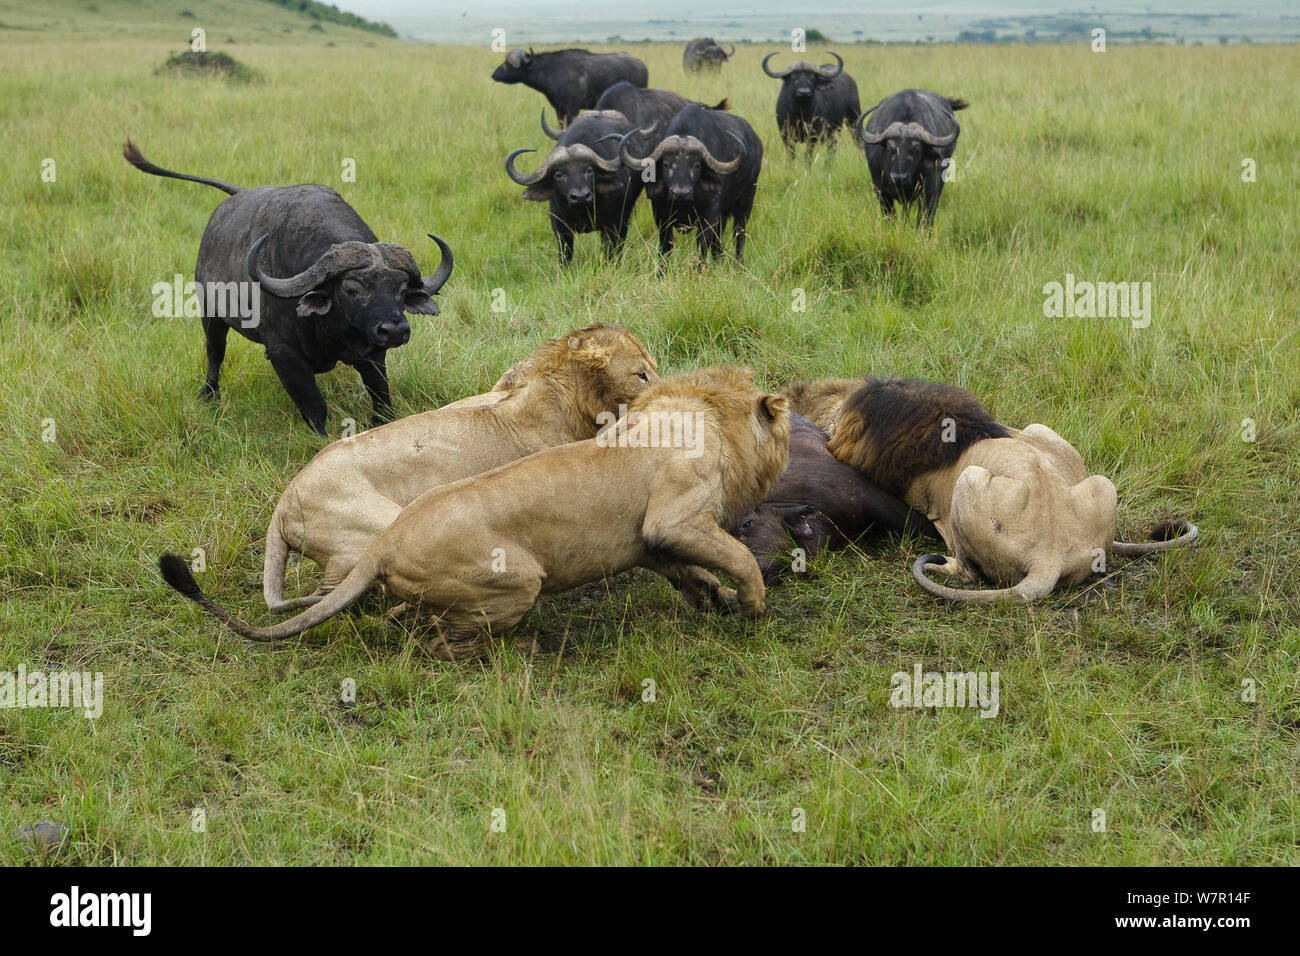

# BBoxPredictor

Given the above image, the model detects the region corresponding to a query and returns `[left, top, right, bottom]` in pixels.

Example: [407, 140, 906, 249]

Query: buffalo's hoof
[198, 384, 219, 403]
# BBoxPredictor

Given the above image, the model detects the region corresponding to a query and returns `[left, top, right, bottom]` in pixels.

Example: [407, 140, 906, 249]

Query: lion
[778, 377, 863, 436]
[262, 323, 658, 611]
[161, 367, 792, 660]
[827, 378, 1199, 602]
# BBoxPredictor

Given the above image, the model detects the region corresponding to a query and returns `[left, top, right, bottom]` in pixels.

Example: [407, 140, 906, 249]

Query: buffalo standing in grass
[762, 51, 860, 154]
[492, 48, 648, 125]
[619, 104, 762, 267]
[854, 89, 968, 224]
[122, 140, 452, 435]
[683, 38, 734, 72]
[542, 83, 731, 149]
[507, 111, 646, 265]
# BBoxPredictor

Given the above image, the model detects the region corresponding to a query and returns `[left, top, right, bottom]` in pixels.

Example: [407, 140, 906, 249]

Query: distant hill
[0, 0, 399, 43]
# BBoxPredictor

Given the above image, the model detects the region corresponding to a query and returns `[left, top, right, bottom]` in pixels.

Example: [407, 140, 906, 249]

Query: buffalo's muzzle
[372, 319, 411, 347]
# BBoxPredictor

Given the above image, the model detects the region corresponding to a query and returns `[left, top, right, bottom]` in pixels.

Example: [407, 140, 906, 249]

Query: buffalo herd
[122, 45, 967, 432]
[494, 45, 967, 265]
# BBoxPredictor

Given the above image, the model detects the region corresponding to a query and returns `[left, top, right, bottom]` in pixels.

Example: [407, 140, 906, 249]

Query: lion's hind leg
[409, 569, 545, 662]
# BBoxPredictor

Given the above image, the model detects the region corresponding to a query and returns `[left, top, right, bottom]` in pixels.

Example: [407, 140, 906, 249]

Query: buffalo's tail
[123, 139, 242, 195]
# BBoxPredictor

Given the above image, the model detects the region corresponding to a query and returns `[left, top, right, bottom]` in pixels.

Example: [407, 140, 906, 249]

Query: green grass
[2, 25, 1298, 864]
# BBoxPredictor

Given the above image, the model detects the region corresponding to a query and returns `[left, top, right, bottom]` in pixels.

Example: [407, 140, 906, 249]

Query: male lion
[827, 378, 1199, 603]
[161, 367, 791, 660]
[262, 323, 658, 611]
[778, 377, 863, 436]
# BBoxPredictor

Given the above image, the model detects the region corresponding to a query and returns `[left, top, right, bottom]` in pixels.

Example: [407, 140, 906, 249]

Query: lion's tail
[159, 552, 377, 642]
[1111, 519, 1199, 556]
[262, 511, 322, 613]
[912, 554, 1058, 604]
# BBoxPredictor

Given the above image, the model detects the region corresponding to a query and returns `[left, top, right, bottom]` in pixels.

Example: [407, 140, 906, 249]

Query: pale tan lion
[828, 378, 1199, 602]
[162, 367, 792, 660]
[263, 324, 658, 611]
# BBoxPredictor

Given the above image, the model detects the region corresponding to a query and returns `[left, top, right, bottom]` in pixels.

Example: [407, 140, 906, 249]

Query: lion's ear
[760, 394, 790, 421]
[566, 335, 610, 369]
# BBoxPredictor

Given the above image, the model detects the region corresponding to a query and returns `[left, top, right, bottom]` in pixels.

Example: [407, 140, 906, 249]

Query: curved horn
[540, 109, 562, 141]
[564, 143, 622, 173]
[619, 133, 655, 171]
[912, 554, 1059, 604]
[505, 146, 551, 185]
[421, 234, 453, 294]
[853, 100, 884, 141]
[696, 131, 746, 174]
[858, 119, 908, 145]
[761, 52, 791, 78]
[914, 123, 958, 147]
[723, 43, 735, 57]
[817, 51, 843, 78]
[246, 234, 369, 298]
[1110, 519, 1199, 556]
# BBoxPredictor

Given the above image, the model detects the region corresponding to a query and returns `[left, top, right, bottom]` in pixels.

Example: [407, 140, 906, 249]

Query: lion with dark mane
[827, 378, 1198, 602]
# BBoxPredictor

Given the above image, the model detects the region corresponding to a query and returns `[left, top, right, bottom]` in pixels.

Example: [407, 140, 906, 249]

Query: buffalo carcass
[122, 140, 452, 436]
[683, 37, 734, 72]
[762, 51, 860, 153]
[731, 412, 938, 581]
[618, 104, 762, 267]
[854, 89, 968, 224]
[507, 111, 646, 265]
[540, 82, 729, 146]
[492, 48, 648, 125]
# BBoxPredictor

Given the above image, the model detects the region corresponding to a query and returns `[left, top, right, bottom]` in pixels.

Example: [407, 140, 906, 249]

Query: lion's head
[779, 377, 864, 437]
[827, 377, 1011, 499]
[629, 366, 791, 526]
[494, 324, 659, 437]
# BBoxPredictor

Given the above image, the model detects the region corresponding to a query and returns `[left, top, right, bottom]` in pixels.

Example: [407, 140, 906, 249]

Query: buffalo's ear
[295, 291, 331, 317]
[783, 504, 817, 519]
[522, 183, 551, 202]
[403, 290, 439, 315]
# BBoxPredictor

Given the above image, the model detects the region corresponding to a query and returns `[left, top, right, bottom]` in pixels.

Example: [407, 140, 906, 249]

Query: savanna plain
[2, 4, 1298, 864]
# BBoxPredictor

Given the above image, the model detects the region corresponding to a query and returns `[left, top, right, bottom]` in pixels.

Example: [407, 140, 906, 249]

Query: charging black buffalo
[123, 140, 452, 435]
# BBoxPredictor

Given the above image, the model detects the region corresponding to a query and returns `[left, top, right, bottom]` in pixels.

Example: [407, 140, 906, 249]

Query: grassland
[1, 16, 1298, 864]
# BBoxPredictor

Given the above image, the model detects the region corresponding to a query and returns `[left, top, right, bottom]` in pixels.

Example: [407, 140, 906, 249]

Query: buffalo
[762, 51, 860, 154]
[492, 48, 648, 125]
[731, 412, 938, 581]
[683, 38, 734, 72]
[123, 140, 452, 435]
[507, 111, 645, 265]
[854, 89, 968, 224]
[618, 104, 762, 267]
[540, 82, 728, 148]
